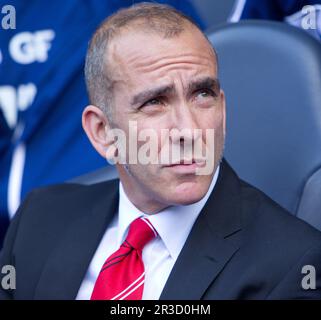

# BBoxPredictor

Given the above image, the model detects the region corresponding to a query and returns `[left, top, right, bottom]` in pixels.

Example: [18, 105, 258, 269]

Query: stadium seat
[207, 20, 321, 230]
[190, 0, 236, 29]
[69, 164, 118, 185]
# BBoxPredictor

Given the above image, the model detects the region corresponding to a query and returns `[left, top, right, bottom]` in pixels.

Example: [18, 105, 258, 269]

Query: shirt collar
[117, 166, 220, 260]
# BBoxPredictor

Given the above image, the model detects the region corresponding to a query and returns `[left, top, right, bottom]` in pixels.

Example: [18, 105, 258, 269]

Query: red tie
[90, 217, 158, 300]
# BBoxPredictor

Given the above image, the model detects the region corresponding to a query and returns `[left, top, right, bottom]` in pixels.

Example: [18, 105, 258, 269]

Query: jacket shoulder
[23, 179, 118, 210]
[15, 179, 119, 233]
[239, 178, 321, 250]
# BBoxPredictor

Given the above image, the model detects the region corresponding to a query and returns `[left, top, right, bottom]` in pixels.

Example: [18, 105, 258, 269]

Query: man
[0, 3, 321, 300]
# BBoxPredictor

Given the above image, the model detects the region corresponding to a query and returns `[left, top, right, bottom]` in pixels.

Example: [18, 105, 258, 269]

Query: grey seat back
[69, 165, 118, 185]
[207, 21, 321, 228]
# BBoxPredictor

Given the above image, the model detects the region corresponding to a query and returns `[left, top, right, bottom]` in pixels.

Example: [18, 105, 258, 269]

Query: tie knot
[123, 217, 157, 251]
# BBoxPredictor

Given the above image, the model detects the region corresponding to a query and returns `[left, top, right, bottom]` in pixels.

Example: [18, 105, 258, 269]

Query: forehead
[108, 27, 217, 87]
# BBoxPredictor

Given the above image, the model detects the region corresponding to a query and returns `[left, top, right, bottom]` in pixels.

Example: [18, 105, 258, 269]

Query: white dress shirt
[76, 166, 219, 300]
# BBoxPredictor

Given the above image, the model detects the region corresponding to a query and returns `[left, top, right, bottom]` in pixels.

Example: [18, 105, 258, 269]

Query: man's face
[107, 26, 226, 212]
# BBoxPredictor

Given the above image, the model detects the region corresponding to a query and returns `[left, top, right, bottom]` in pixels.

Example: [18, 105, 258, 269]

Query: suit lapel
[160, 159, 243, 299]
[34, 180, 119, 300]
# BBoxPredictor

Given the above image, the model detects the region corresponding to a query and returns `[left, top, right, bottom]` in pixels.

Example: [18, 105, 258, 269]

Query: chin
[170, 181, 209, 206]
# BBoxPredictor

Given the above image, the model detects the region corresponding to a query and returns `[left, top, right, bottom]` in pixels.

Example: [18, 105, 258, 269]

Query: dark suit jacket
[1, 159, 321, 299]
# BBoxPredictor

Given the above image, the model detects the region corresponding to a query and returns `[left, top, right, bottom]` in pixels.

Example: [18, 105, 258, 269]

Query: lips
[164, 159, 205, 167]
[163, 159, 206, 173]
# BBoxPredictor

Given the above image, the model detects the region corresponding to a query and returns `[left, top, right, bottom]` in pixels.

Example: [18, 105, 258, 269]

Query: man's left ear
[82, 105, 110, 158]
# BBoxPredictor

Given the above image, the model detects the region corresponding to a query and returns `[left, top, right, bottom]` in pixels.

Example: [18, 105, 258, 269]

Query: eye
[140, 97, 163, 109]
[196, 89, 216, 99]
[145, 98, 161, 105]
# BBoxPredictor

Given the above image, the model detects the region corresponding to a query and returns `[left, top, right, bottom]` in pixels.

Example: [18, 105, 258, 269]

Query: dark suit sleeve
[0, 191, 35, 300]
[266, 242, 321, 299]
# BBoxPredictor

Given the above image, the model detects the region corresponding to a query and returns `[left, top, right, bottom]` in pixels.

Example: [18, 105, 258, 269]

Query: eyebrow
[130, 76, 220, 106]
[188, 77, 220, 96]
[131, 84, 175, 106]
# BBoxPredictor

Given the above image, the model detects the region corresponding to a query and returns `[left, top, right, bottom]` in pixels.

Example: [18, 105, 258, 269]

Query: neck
[116, 165, 168, 214]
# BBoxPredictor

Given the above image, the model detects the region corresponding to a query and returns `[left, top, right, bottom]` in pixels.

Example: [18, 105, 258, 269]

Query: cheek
[200, 107, 224, 136]
[136, 121, 164, 151]
[198, 109, 224, 167]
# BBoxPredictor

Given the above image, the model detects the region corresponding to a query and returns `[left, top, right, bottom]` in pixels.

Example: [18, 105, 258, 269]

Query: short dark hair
[84, 2, 216, 118]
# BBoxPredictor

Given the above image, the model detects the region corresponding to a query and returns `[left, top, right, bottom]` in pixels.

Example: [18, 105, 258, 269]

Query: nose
[169, 102, 199, 145]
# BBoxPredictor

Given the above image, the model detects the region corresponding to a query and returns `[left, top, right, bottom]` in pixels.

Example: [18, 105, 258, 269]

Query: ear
[220, 89, 226, 137]
[82, 105, 111, 158]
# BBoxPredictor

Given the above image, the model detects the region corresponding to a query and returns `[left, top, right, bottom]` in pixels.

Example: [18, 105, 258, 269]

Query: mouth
[163, 159, 206, 173]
